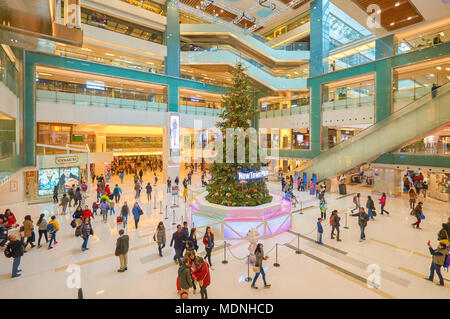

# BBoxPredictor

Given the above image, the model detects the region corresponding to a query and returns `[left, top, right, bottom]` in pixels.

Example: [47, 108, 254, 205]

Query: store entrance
[112, 155, 163, 176]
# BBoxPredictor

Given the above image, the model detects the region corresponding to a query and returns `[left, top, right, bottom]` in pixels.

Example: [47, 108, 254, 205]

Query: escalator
[301, 82, 450, 180]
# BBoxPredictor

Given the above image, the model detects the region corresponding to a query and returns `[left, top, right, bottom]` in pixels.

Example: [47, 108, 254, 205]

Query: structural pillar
[309, 0, 330, 77]
[165, 0, 180, 78]
[375, 35, 394, 122]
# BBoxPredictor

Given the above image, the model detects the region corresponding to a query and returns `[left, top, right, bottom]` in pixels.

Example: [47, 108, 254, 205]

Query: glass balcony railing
[0, 46, 19, 95]
[258, 104, 310, 118]
[396, 27, 450, 55]
[322, 95, 375, 111]
[54, 46, 165, 74]
[36, 89, 169, 112]
[397, 142, 450, 156]
[179, 105, 223, 117]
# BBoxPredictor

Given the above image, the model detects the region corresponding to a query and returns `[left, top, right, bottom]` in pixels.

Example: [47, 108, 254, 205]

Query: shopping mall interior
[0, 0, 449, 300]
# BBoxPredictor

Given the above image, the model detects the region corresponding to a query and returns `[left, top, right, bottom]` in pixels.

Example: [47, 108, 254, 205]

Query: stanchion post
[172, 209, 176, 225]
[164, 205, 168, 220]
[344, 212, 349, 229]
[245, 254, 252, 282]
[296, 233, 301, 254]
[159, 200, 162, 214]
[153, 195, 156, 209]
[222, 241, 228, 264]
[273, 243, 280, 267]
[299, 200, 303, 214]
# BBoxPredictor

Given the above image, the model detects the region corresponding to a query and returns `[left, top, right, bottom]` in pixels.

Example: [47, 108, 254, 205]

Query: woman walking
[155, 221, 166, 257]
[203, 226, 215, 269]
[193, 256, 211, 299]
[22, 215, 35, 250]
[52, 186, 58, 203]
[379, 193, 389, 215]
[36, 214, 48, 248]
[186, 228, 198, 253]
[80, 218, 93, 251]
[409, 188, 417, 209]
[251, 243, 271, 289]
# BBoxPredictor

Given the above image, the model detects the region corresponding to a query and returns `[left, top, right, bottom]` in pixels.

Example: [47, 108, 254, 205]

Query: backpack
[353, 196, 357, 204]
[330, 216, 334, 226]
[47, 223, 54, 233]
[443, 254, 449, 271]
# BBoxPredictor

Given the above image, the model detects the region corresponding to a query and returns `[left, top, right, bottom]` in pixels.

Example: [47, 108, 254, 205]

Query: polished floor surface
[0, 171, 449, 299]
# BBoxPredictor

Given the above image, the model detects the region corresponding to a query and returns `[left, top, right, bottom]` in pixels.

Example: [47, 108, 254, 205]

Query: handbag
[153, 234, 156, 242]
[418, 214, 425, 220]
[253, 265, 260, 273]
[70, 219, 76, 228]
[138, 209, 143, 216]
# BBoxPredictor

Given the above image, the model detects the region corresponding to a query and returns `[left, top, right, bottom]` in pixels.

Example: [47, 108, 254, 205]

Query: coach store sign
[55, 155, 79, 165]
[37, 153, 88, 169]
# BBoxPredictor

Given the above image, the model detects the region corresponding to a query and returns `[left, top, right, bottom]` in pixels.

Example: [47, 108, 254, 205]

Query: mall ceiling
[174, 0, 311, 32]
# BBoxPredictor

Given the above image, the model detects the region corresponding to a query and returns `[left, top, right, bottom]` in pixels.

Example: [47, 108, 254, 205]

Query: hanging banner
[104, 162, 111, 183]
[170, 114, 180, 158]
[24, 171, 38, 200]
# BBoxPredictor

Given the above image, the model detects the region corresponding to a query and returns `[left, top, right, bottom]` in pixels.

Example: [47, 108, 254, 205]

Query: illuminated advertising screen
[38, 168, 60, 196]
[198, 130, 208, 148]
[58, 167, 79, 192]
[170, 115, 180, 150]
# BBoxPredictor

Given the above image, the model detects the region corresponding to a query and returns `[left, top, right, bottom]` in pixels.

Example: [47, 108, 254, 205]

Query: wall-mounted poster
[24, 171, 38, 200]
[58, 167, 79, 192]
[170, 115, 180, 150]
[198, 130, 208, 148]
[38, 168, 60, 196]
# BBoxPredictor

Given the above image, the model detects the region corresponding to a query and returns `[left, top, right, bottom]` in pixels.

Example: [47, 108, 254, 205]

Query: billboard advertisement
[58, 167, 79, 192]
[38, 168, 60, 196]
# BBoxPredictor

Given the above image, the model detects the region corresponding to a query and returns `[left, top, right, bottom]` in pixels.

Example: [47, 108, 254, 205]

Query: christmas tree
[205, 63, 272, 206]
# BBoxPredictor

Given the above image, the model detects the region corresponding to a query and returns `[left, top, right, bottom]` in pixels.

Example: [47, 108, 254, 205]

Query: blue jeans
[252, 265, 267, 286]
[318, 233, 323, 244]
[49, 232, 57, 247]
[429, 262, 444, 285]
[368, 209, 374, 219]
[110, 208, 115, 215]
[351, 203, 359, 213]
[82, 235, 89, 249]
[12, 256, 21, 277]
[359, 225, 366, 239]
[123, 214, 128, 227]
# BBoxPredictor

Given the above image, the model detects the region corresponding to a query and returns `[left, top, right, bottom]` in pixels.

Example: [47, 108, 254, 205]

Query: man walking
[145, 182, 152, 202]
[5, 234, 24, 278]
[352, 208, 369, 242]
[115, 229, 129, 272]
[170, 225, 184, 265]
[351, 193, 361, 213]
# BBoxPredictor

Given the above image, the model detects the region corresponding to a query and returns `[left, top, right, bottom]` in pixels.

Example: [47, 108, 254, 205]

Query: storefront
[24, 153, 89, 202]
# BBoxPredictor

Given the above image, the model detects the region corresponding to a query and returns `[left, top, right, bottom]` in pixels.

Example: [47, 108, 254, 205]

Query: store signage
[55, 155, 79, 165]
[237, 169, 269, 181]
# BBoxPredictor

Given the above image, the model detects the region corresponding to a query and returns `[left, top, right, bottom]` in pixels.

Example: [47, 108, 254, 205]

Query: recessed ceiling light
[220, 10, 223, 13]
[436, 66, 442, 70]
[395, 2, 400, 7]
[81, 48, 92, 51]
[105, 53, 114, 56]
[38, 73, 52, 76]
[446, 67, 450, 71]
[440, 32, 445, 36]
[390, 22, 395, 26]
[377, 9, 381, 14]
[407, 16, 412, 20]
[146, 62, 154, 65]
[429, 74, 435, 77]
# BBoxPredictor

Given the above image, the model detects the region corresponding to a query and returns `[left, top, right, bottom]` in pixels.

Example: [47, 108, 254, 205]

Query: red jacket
[193, 262, 210, 287]
[82, 209, 94, 220]
[203, 233, 214, 248]
[105, 186, 111, 196]
[5, 214, 16, 227]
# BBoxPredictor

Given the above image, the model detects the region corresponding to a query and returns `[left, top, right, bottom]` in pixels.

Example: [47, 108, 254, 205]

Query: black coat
[7, 240, 24, 258]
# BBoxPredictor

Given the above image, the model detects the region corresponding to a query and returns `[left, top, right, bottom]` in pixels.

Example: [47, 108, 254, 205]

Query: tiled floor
[0, 172, 449, 299]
